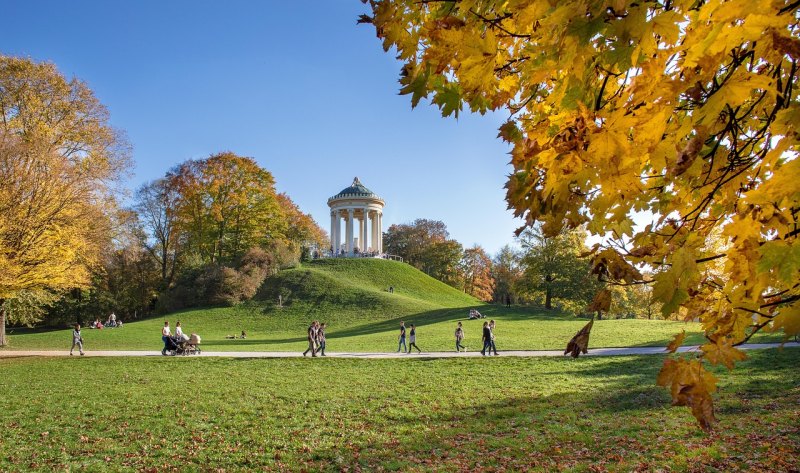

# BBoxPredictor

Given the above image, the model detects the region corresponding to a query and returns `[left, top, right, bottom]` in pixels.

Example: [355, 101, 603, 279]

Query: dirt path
[1, 342, 797, 359]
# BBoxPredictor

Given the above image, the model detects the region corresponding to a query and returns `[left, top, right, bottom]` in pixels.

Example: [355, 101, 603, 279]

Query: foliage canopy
[363, 0, 800, 429]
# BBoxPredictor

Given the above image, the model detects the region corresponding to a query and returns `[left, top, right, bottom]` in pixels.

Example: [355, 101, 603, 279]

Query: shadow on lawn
[301, 371, 672, 469]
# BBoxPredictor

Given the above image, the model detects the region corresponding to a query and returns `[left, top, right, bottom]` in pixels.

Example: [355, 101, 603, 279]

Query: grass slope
[1, 258, 784, 352]
[1, 349, 797, 471]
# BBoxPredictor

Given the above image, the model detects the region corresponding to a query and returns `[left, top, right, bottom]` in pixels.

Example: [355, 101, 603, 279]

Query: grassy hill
[1, 258, 785, 352]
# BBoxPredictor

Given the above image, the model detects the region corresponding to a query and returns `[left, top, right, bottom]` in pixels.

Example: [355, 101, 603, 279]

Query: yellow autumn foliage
[364, 0, 800, 429]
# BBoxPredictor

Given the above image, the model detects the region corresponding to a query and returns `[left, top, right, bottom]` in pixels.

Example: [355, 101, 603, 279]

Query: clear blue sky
[3, 0, 521, 254]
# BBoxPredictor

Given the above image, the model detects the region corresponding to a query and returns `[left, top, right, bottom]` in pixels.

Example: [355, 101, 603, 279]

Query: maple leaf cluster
[364, 0, 800, 429]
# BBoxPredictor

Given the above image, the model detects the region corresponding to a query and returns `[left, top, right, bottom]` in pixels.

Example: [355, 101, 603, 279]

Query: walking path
[1, 342, 797, 359]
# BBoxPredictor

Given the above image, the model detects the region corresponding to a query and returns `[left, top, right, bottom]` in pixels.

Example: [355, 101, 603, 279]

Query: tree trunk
[596, 310, 602, 320]
[545, 287, 552, 310]
[0, 303, 6, 347]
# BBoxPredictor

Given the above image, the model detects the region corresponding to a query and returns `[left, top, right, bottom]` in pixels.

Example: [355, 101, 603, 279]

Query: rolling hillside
[2, 258, 784, 352]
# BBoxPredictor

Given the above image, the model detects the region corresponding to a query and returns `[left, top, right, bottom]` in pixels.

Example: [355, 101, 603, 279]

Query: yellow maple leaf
[701, 339, 747, 370]
[666, 330, 686, 353]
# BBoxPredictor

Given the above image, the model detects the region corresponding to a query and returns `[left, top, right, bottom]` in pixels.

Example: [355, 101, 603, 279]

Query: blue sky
[3, 1, 521, 254]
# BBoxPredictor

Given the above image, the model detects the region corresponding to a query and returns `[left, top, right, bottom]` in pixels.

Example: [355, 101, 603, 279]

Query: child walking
[70, 324, 84, 356]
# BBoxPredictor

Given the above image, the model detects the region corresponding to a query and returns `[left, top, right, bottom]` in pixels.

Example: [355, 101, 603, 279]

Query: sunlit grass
[0, 348, 797, 471]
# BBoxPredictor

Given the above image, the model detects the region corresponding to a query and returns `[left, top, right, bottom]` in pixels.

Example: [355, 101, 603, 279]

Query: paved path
[1, 342, 797, 359]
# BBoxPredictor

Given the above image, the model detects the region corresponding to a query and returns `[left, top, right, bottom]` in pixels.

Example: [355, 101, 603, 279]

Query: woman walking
[489, 320, 499, 355]
[407, 324, 422, 353]
[161, 321, 171, 356]
[317, 322, 327, 356]
[454, 322, 466, 352]
[70, 324, 84, 356]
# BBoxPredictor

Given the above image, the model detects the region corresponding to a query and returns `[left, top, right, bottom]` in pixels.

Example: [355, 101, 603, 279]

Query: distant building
[328, 177, 384, 255]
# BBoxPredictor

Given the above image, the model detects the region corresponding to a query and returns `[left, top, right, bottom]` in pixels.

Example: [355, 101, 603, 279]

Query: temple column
[362, 208, 368, 251]
[346, 209, 354, 254]
[370, 211, 376, 253]
[334, 210, 341, 253]
[330, 211, 336, 253]
[377, 212, 383, 253]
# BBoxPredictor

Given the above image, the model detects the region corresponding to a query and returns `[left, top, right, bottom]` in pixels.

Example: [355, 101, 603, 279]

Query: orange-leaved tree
[361, 0, 800, 429]
[462, 245, 495, 301]
[0, 55, 130, 345]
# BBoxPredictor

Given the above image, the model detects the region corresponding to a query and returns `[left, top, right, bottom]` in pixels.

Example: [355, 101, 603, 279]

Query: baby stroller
[163, 335, 181, 356]
[468, 309, 485, 319]
[183, 333, 202, 355]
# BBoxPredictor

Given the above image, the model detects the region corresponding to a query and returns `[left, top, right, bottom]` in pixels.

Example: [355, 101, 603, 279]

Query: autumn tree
[461, 245, 495, 301]
[167, 152, 285, 264]
[491, 244, 522, 304]
[384, 219, 465, 287]
[363, 0, 800, 428]
[517, 226, 601, 314]
[134, 178, 183, 289]
[0, 55, 129, 345]
[276, 193, 329, 254]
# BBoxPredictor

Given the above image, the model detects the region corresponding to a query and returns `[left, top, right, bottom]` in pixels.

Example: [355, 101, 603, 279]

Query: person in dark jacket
[481, 321, 491, 356]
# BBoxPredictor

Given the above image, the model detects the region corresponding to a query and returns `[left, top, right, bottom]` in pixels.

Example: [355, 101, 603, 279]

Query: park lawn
[2, 303, 785, 353]
[1, 259, 786, 352]
[0, 348, 797, 472]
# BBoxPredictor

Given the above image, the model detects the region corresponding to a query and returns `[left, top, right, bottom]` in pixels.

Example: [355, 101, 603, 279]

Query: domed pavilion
[328, 177, 384, 256]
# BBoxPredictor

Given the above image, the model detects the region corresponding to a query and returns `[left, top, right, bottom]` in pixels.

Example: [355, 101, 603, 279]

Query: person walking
[70, 324, 85, 356]
[407, 324, 422, 353]
[397, 321, 407, 353]
[489, 320, 499, 355]
[481, 321, 491, 356]
[303, 321, 318, 357]
[454, 322, 466, 352]
[161, 321, 171, 356]
[317, 322, 327, 356]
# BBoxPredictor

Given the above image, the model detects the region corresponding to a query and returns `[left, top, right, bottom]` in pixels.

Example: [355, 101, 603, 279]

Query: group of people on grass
[303, 321, 327, 357]
[88, 312, 122, 329]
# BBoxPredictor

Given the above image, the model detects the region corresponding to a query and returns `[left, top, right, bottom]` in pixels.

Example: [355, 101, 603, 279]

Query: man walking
[397, 321, 407, 353]
[454, 321, 466, 352]
[303, 321, 318, 357]
[481, 321, 491, 356]
[407, 324, 421, 353]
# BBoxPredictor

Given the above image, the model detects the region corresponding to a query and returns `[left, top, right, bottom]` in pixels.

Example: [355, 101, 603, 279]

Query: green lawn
[2, 258, 785, 352]
[3, 304, 784, 353]
[1, 348, 797, 471]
